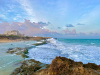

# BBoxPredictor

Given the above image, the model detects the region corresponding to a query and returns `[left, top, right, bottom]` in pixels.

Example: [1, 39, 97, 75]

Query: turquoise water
[58, 39, 100, 47]
[29, 38, 100, 65]
[0, 41, 36, 75]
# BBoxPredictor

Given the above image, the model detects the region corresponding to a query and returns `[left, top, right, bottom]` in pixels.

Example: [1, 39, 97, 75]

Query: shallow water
[0, 41, 36, 75]
[28, 38, 100, 65]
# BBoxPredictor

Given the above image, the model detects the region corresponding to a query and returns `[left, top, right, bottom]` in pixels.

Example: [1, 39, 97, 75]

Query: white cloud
[17, 0, 38, 22]
[77, 6, 100, 24]
[0, 14, 7, 19]
[0, 19, 56, 36]
[57, 0, 68, 16]
[17, 0, 48, 22]
[74, 5, 100, 33]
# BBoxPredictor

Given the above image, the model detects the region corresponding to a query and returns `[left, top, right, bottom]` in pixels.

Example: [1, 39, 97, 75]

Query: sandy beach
[0, 36, 51, 43]
[0, 39, 25, 43]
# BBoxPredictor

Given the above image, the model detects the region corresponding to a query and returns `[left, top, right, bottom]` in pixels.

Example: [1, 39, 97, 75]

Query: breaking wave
[28, 38, 100, 65]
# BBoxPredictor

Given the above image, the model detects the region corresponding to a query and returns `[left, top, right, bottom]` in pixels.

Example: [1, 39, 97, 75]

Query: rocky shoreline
[6, 39, 100, 75]
[35, 56, 100, 75]
[6, 40, 50, 75]
[9, 54, 100, 75]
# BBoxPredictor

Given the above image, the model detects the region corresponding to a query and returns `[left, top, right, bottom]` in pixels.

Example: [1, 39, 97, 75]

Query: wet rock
[33, 41, 47, 46]
[11, 59, 48, 75]
[7, 47, 29, 58]
[15, 51, 22, 55]
[7, 47, 23, 54]
[8, 48, 13, 50]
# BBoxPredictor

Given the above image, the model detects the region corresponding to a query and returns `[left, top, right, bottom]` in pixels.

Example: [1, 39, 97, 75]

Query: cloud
[58, 27, 61, 29]
[77, 23, 85, 25]
[0, 19, 57, 36]
[57, 0, 68, 16]
[17, 0, 48, 22]
[38, 22, 50, 27]
[16, 0, 38, 22]
[0, 14, 7, 19]
[63, 29, 76, 35]
[76, 6, 100, 26]
[66, 24, 74, 27]
[0, 19, 99, 38]
[88, 32, 100, 36]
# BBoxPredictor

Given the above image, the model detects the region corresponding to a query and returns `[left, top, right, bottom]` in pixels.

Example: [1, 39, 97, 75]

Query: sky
[0, 0, 100, 39]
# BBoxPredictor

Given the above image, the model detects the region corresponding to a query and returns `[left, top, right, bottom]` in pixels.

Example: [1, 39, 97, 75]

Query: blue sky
[0, 0, 100, 38]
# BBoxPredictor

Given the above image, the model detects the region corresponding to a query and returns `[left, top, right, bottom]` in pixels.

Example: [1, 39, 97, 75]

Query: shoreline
[6, 40, 49, 75]
[0, 36, 51, 43]
[2, 38, 100, 75]
[6, 39, 100, 75]
[0, 39, 35, 43]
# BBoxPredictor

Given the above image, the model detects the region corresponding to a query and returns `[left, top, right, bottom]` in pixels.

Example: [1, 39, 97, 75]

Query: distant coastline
[0, 35, 51, 43]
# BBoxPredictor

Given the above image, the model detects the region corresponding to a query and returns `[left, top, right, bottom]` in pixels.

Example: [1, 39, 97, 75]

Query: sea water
[1, 39, 100, 75]
[0, 41, 36, 75]
[28, 38, 100, 65]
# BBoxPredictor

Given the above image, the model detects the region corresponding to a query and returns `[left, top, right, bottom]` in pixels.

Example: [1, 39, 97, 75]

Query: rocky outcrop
[11, 59, 50, 75]
[7, 47, 29, 58]
[35, 56, 100, 75]
[33, 41, 47, 46]
[9, 53, 100, 75]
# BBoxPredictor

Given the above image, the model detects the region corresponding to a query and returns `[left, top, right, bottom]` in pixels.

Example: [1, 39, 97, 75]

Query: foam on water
[28, 38, 100, 65]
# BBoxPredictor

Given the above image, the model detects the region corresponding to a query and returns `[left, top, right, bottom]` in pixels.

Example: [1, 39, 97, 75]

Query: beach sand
[0, 39, 25, 43]
[0, 37, 51, 43]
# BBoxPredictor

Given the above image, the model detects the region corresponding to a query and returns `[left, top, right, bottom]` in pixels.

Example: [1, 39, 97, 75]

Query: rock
[8, 48, 13, 50]
[10, 56, 100, 75]
[35, 56, 100, 75]
[33, 41, 47, 46]
[11, 59, 45, 75]
[7, 47, 30, 58]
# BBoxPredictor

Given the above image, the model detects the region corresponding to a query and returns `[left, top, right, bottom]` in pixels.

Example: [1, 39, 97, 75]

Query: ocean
[0, 38, 100, 75]
[28, 38, 100, 65]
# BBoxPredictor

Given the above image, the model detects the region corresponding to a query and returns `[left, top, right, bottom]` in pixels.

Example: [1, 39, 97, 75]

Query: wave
[28, 38, 100, 65]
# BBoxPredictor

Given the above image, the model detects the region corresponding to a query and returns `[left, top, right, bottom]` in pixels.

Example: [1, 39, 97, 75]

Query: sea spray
[28, 38, 100, 65]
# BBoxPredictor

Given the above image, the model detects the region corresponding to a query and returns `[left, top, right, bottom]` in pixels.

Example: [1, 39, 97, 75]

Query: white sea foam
[28, 38, 100, 65]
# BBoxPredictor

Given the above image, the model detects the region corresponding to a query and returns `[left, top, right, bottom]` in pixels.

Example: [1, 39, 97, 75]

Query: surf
[28, 38, 100, 65]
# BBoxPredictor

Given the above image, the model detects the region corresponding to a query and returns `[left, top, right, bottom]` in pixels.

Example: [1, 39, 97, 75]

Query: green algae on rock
[11, 59, 49, 75]
[7, 47, 29, 58]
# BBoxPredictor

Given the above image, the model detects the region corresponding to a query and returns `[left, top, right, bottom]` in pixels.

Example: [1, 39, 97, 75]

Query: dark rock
[11, 59, 45, 75]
